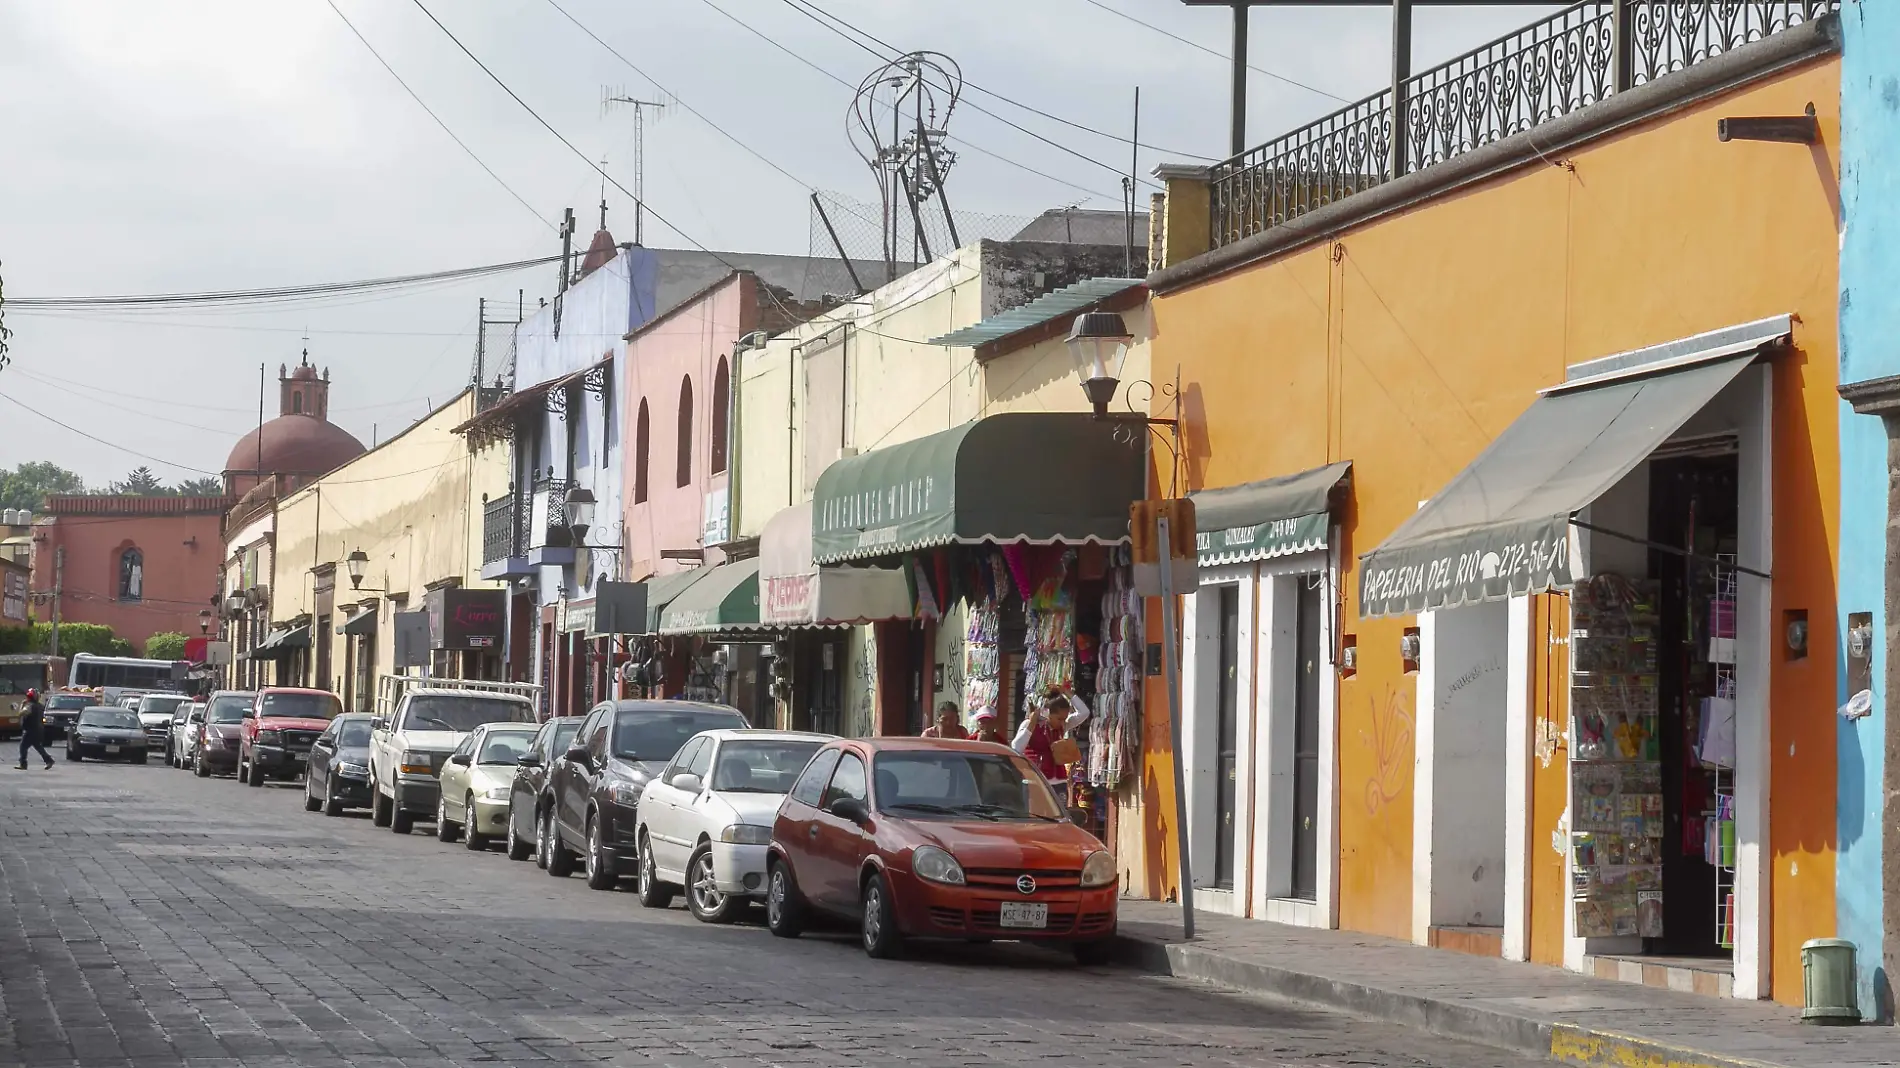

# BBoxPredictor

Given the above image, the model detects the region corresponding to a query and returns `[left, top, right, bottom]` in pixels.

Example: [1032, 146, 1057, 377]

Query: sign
[1, 568, 26, 623]
[564, 600, 595, 634]
[702, 486, 730, 546]
[763, 573, 816, 626]
[1357, 516, 1573, 618]
[205, 641, 233, 666]
[422, 587, 506, 650]
[393, 611, 431, 668]
[1130, 499, 1197, 598]
[591, 581, 650, 635]
[1196, 511, 1328, 566]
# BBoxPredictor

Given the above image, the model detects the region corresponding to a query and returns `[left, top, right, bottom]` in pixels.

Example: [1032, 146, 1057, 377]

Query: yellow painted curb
[1549, 1024, 1786, 1068]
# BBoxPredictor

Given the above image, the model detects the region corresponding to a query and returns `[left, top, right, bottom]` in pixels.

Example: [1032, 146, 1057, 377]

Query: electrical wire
[0, 392, 220, 475]
[323, 0, 553, 231]
[4, 369, 245, 435]
[1077, 0, 1350, 105]
[10, 253, 566, 310]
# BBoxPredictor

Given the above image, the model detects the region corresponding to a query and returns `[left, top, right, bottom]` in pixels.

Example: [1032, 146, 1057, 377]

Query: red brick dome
[224, 414, 364, 479]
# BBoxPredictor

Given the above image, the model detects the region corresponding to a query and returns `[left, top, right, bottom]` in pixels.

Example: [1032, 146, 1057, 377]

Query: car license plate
[104, 745, 120, 754]
[998, 903, 1048, 929]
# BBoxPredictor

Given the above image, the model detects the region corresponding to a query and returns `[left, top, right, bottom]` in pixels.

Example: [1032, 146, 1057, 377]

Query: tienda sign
[425, 587, 507, 650]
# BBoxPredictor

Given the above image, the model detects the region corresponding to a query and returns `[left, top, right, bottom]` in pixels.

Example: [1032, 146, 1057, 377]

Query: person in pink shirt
[1012, 688, 1091, 791]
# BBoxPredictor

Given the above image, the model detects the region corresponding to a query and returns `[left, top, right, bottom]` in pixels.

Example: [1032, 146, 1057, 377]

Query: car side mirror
[829, 797, 869, 824]
[516, 752, 542, 767]
[449, 753, 470, 766]
[242, 709, 255, 720]
[672, 772, 703, 794]
[371, 716, 386, 731]
[564, 745, 590, 765]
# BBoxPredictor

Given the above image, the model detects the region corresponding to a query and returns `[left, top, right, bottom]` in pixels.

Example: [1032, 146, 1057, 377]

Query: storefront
[1359, 317, 1784, 993]
[1180, 460, 1350, 926]
[656, 557, 772, 722]
[248, 619, 311, 687]
[335, 601, 377, 712]
[423, 587, 505, 680]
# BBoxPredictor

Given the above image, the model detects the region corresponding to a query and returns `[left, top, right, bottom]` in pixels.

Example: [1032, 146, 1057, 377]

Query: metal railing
[482, 496, 521, 564]
[1210, 0, 1837, 248]
[534, 477, 572, 548]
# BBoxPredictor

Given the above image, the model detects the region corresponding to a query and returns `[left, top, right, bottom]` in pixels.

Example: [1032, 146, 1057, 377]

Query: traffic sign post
[1132, 498, 1197, 940]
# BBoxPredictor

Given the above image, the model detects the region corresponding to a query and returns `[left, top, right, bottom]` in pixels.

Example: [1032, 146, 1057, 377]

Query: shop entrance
[1290, 577, 1323, 902]
[1418, 600, 1510, 948]
[1213, 584, 1241, 890]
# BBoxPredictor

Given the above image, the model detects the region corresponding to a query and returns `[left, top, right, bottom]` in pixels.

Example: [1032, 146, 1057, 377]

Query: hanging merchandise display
[1085, 546, 1143, 789]
[1708, 555, 1739, 949]
[1569, 573, 1666, 939]
[962, 596, 1002, 724]
[1020, 549, 1077, 713]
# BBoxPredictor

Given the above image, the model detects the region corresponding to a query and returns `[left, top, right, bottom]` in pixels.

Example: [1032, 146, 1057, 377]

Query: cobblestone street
[0, 755, 1556, 1067]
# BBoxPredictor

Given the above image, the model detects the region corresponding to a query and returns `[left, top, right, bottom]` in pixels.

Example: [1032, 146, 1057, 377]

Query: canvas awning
[810, 412, 1146, 566]
[247, 623, 311, 660]
[639, 568, 715, 633]
[760, 503, 909, 626]
[658, 558, 762, 634]
[1358, 316, 1788, 618]
[1191, 461, 1351, 567]
[337, 607, 376, 636]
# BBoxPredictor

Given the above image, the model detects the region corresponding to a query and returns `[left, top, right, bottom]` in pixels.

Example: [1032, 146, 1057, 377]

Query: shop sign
[1, 569, 26, 622]
[702, 487, 730, 546]
[763, 573, 816, 626]
[1196, 511, 1327, 566]
[565, 600, 595, 634]
[424, 587, 506, 650]
[1358, 516, 1572, 618]
[814, 475, 947, 560]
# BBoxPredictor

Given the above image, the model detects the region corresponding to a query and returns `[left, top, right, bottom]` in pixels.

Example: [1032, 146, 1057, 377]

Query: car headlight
[718, 824, 772, 845]
[481, 786, 511, 802]
[256, 729, 283, 747]
[912, 845, 966, 885]
[399, 751, 435, 775]
[608, 782, 645, 806]
[1080, 849, 1117, 888]
[336, 761, 369, 778]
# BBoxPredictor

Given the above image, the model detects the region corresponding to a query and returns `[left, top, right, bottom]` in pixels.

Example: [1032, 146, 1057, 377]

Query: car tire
[584, 813, 617, 890]
[67, 747, 81, 762]
[371, 786, 393, 827]
[1071, 941, 1114, 966]
[765, 858, 805, 939]
[505, 801, 533, 862]
[322, 778, 344, 818]
[635, 831, 674, 908]
[194, 751, 209, 777]
[686, 843, 742, 924]
[535, 807, 553, 870]
[464, 795, 488, 851]
[245, 757, 263, 787]
[303, 777, 322, 812]
[544, 814, 577, 877]
[391, 795, 414, 834]
[435, 796, 459, 843]
[860, 871, 904, 960]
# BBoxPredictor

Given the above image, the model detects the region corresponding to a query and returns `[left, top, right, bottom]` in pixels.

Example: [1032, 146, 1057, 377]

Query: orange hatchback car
[764, 737, 1119, 962]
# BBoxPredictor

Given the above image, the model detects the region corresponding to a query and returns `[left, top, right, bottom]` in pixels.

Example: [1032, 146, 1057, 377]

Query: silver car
[171, 702, 206, 768]
[68, 707, 149, 763]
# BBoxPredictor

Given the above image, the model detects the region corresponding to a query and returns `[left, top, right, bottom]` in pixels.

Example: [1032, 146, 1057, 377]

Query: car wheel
[860, 871, 904, 960]
[322, 777, 344, 818]
[686, 843, 742, 924]
[67, 747, 81, 762]
[435, 795, 459, 842]
[635, 831, 674, 908]
[584, 813, 617, 889]
[303, 776, 322, 812]
[765, 859, 805, 939]
[194, 751, 209, 777]
[505, 801, 533, 862]
[464, 795, 488, 851]
[544, 813, 576, 877]
[245, 757, 263, 787]
[371, 786, 393, 827]
[1071, 941, 1114, 966]
[536, 807, 552, 870]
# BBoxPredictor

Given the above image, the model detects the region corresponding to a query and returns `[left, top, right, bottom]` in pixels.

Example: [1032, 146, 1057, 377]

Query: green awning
[641, 568, 714, 632]
[810, 412, 1146, 565]
[658, 559, 762, 634]
[1191, 461, 1351, 566]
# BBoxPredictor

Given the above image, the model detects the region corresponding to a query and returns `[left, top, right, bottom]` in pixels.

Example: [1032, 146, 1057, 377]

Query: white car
[135, 693, 191, 757]
[169, 701, 205, 768]
[634, 729, 832, 923]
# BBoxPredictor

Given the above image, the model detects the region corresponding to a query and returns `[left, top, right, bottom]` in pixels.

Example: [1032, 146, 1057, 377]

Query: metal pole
[1229, 3, 1249, 157]
[811, 193, 865, 295]
[1156, 514, 1195, 940]
[1611, 0, 1634, 93]
[1390, 0, 1413, 180]
[1126, 86, 1140, 277]
[48, 546, 63, 666]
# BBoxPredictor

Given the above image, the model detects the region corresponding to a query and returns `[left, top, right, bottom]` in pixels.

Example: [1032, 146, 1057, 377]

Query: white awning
[759, 502, 910, 626]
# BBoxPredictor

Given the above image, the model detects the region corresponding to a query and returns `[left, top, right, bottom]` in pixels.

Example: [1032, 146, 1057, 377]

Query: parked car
[435, 723, 539, 850]
[505, 716, 585, 865]
[304, 713, 374, 816]
[239, 688, 341, 786]
[635, 729, 830, 922]
[169, 702, 205, 768]
[193, 691, 255, 777]
[368, 675, 541, 835]
[135, 693, 190, 756]
[545, 700, 750, 886]
[43, 692, 98, 740]
[763, 737, 1119, 962]
[66, 706, 150, 763]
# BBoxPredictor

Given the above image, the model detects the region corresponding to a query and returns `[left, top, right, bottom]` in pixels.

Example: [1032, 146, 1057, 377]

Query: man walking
[17, 688, 53, 770]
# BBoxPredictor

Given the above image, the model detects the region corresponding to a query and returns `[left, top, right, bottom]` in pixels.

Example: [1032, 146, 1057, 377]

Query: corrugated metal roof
[925, 277, 1144, 349]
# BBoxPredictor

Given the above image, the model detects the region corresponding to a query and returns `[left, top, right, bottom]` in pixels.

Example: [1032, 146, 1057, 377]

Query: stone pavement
[0, 756, 1560, 1068]
[1111, 900, 1900, 1068]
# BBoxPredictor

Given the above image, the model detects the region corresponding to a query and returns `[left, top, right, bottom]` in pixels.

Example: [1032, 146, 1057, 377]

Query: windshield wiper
[410, 716, 461, 731]
[957, 803, 1054, 821]
[717, 786, 776, 793]
[885, 802, 962, 816]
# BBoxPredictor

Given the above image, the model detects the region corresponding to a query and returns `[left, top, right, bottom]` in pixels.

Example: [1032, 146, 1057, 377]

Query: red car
[764, 737, 1119, 962]
[238, 687, 341, 787]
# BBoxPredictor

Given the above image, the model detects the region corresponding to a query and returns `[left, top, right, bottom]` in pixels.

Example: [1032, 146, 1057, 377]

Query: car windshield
[79, 708, 139, 729]
[139, 696, 187, 716]
[711, 739, 825, 793]
[257, 692, 340, 721]
[206, 695, 252, 724]
[613, 708, 746, 761]
[49, 695, 94, 710]
[872, 750, 1065, 821]
[478, 731, 536, 765]
[334, 719, 372, 747]
[400, 694, 535, 733]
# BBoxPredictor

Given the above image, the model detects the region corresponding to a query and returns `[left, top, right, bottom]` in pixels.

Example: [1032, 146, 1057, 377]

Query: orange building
[1140, 9, 1840, 1006]
[30, 495, 229, 653]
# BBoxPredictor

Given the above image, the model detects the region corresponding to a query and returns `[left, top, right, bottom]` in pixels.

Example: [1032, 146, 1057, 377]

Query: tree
[110, 466, 167, 495]
[144, 632, 189, 660]
[174, 477, 224, 497]
[0, 461, 87, 511]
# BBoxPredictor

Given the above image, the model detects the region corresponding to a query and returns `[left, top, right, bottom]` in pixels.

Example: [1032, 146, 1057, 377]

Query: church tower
[278, 350, 331, 419]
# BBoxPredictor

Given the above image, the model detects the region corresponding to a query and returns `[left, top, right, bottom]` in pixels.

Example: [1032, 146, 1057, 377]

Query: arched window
[634, 399, 651, 504]
[118, 548, 144, 602]
[676, 375, 694, 488]
[710, 357, 731, 475]
[292, 393, 303, 414]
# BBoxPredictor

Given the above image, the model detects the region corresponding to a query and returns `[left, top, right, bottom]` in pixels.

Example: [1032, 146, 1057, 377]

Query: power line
[11, 253, 566, 310]
[1078, 0, 1350, 105]
[5, 369, 245, 435]
[323, 0, 553, 231]
[0, 392, 220, 475]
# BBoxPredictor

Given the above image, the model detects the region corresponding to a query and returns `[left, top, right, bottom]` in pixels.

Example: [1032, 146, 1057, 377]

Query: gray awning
[338, 607, 376, 636]
[1358, 351, 1766, 618]
[1191, 461, 1351, 566]
[925, 277, 1144, 351]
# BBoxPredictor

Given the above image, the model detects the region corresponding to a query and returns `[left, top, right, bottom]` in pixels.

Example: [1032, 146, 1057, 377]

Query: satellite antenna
[602, 87, 669, 246]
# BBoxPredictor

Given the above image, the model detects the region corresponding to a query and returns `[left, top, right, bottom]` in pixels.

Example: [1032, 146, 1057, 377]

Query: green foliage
[174, 477, 225, 497]
[0, 625, 30, 655]
[0, 461, 87, 511]
[110, 466, 167, 495]
[0, 623, 133, 659]
[144, 631, 188, 660]
[109, 637, 135, 656]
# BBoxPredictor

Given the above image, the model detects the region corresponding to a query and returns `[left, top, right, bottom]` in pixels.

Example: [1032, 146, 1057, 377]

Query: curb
[1108, 933, 1789, 1068]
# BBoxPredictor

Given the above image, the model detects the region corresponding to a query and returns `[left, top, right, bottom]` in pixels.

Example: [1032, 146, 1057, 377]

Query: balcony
[527, 477, 576, 569]
[480, 495, 533, 581]
[1209, 1, 1838, 249]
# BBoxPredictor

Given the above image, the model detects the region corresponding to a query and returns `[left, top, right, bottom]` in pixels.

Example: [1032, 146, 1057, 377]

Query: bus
[68, 653, 188, 704]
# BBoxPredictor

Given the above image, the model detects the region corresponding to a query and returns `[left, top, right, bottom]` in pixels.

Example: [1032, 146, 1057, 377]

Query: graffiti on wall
[1363, 686, 1415, 817]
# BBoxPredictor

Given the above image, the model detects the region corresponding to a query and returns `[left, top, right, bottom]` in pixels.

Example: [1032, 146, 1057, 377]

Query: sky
[0, 0, 1560, 489]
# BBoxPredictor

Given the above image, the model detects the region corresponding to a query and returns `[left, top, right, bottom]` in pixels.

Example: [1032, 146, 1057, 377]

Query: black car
[304, 713, 374, 816]
[505, 716, 584, 864]
[43, 692, 97, 740]
[66, 707, 149, 763]
[545, 700, 749, 888]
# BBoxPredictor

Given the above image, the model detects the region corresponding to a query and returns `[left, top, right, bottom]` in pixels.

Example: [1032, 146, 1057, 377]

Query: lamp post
[1066, 311, 1178, 428]
[564, 486, 597, 545]
[346, 549, 370, 591]
[198, 609, 212, 636]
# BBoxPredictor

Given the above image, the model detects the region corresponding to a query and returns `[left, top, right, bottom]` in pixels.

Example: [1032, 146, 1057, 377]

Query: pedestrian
[17, 689, 53, 770]
[1013, 688, 1090, 794]
[970, 706, 1007, 745]
[921, 700, 968, 739]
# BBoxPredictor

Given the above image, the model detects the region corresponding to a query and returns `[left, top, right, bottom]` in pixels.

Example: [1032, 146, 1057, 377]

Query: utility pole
[48, 546, 63, 665]
[602, 90, 666, 246]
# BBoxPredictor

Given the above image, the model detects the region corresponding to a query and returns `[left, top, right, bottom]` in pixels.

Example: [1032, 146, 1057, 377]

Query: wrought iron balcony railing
[533, 477, 573, 549]
[482, 495, 523, 564]
[1210, 0, 1838, 249]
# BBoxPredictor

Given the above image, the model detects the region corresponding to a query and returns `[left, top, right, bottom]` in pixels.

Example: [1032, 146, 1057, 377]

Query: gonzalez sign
[424, 587, 506, 650]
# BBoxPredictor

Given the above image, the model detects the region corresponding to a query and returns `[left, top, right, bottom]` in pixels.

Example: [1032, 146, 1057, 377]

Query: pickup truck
[368, 675, 540, 835]
[239, 687, 342, 786]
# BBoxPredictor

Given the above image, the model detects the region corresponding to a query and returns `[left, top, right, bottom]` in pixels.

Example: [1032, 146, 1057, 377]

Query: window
[117, 548, 143, 601]
[821, 752, 867, 809]
[547, 717, 582, 758]
[710, 357, 730, 474]
[676, 375, 694, 487]
[684, 737, 714, 780]
[664, 737, 706, 786]
[293, 393, 303, 414]
[634, 400, 650, 504]
[789, 748, 842, 807]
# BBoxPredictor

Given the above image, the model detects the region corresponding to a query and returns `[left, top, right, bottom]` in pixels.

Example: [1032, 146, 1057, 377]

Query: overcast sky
[0, 0, 1558, 489]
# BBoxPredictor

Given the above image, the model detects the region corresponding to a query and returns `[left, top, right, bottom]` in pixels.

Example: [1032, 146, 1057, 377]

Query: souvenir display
[962, 597, 1002, 724]
[1020, 550, 1076, 714]
[1085, 546, 1143, 788]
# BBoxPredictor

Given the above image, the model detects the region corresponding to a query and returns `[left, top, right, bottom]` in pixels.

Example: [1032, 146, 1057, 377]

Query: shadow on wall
[1180, 379, 1210, 493]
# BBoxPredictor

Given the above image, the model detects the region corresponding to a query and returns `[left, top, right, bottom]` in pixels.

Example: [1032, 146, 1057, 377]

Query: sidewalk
[1109, 900, 1897, 1068]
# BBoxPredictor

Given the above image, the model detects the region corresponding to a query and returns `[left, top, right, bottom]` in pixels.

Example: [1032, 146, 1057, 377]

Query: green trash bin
[1801, 938, 1860, 1025]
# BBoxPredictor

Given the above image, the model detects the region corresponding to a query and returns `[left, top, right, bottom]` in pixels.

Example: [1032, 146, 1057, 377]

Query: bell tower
[279, 349, 331, 420]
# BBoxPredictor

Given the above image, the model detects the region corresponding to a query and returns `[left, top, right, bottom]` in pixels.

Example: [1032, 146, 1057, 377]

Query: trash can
[1801, 938, 1860, 1025]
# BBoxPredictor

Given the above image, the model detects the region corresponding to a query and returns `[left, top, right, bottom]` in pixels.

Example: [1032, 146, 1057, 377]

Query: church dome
[224, 414, 364, 479]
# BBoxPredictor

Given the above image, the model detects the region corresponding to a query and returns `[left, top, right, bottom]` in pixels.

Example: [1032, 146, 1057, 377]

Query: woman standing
[921, 700, 968, 739]
[1012, 688, 1090, 795]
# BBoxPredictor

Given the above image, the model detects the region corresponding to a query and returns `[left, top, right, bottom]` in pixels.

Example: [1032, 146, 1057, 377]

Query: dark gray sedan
[304, 713, 374, 816]
[67, 707, 149, 763]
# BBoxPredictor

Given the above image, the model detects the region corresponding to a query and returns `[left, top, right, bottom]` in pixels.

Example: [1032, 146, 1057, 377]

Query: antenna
[602, 87, 669, 247]
[848, 53, 962, 282]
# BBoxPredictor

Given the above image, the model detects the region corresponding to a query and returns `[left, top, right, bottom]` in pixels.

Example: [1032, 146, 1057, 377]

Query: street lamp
[564, 486, 597, 545]
[346, 549, 369, 590]
[1066, 311, 1134, 418]
[197, 609, 212, 636]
